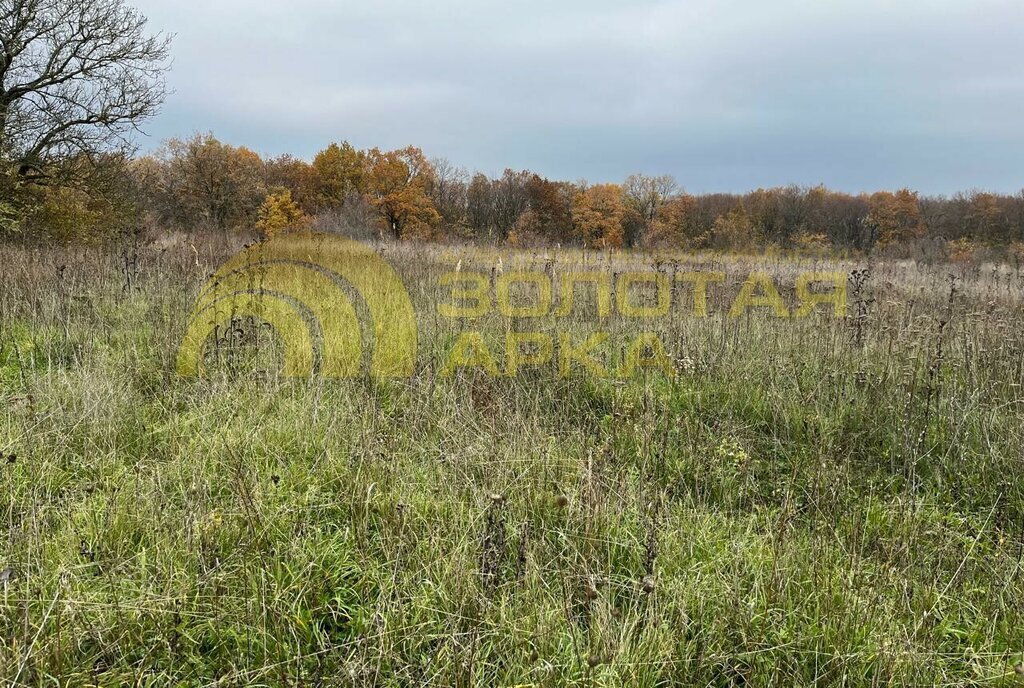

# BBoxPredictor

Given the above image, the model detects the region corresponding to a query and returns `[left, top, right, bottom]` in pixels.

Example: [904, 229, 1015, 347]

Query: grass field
[2, 235, 1024, 686]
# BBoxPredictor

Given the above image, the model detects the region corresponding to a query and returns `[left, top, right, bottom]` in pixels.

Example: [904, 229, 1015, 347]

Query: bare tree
[0, 0, 171, 182]
[428, 156, 468, 230]
[623, 173, 678, 247]
[492, 169, 530, 241]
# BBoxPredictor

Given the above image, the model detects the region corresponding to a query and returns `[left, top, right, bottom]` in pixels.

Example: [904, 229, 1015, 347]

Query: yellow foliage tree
[312, 141, 365, 209]
[572, 184, 625, 248]
[866, 189, 925, 247]
[266, 155, 318, 214]
[711, 206, 759, 251]
[256, 189, 308, 238]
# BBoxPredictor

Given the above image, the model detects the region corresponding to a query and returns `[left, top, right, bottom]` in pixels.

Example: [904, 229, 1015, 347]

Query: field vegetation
[2, 236, 1024, 685]
[4, 0, 1024, 684]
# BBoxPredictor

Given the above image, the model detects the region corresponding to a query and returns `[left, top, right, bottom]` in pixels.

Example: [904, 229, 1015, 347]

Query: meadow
[1, 234, 1024, 686]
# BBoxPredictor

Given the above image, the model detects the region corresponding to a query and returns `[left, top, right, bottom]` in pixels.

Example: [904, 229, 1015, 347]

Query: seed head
[641, 576, 656, 594]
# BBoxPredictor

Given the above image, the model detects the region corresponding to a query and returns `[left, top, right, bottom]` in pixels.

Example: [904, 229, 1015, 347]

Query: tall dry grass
[1, 235, 1023, 685]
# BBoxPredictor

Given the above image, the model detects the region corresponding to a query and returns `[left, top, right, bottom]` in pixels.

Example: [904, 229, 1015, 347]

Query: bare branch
[0, 0, 170, 181]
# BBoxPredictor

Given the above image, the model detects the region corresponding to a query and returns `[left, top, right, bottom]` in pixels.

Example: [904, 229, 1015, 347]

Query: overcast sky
[131, 0, 1023, 195]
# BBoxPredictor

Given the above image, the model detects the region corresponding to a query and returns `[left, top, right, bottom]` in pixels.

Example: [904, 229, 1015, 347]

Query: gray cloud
[132, 0, 1024, 194]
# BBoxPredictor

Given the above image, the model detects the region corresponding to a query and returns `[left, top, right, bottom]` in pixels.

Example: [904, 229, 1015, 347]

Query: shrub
[946, 237, 979, 265]
[256, 189, 309, 238]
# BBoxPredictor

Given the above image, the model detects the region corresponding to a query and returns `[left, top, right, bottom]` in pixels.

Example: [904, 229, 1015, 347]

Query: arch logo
[176, 234, 417, 378]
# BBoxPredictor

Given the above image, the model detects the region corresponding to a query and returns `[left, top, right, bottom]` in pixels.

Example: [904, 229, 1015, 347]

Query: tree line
[15, 133, 1024, 260]
[2, 1, 1023, 261]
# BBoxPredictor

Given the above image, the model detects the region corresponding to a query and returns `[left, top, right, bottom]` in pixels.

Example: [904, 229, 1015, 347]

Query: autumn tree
[783, 185, 832, 249]
[311, 141, 365, 210]
[865, 189, 925, 249]
[711, 205, 759, 250]
[572, 183, 626, 248]
[744, 188, 781, 243]
[142, 134, 266, 231]
[17, 153, 138, 242]
[735, 186, 867, 250]
[265, 154, 317, 214]
[508, 209, 542, 247]
[818, 190, 867, 249]
[648, 194, 702, 248]
[743, 186, 807, 245]
[622, 174, 677, 247]
[364, 146, 440, 240]
[524, 174, 573, 244]
[965, 192, 1009, 243]
[256, 188, 308, 238]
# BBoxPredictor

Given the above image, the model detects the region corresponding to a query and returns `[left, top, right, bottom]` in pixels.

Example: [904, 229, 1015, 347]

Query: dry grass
[1, 235, 1024, 686]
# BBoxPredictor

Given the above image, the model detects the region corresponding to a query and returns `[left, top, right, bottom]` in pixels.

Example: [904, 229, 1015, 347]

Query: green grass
[1, 238, 1024, 685]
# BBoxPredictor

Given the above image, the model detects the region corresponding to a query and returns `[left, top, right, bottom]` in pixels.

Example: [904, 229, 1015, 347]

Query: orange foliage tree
[865, 189, 926, 248]
[572, 184, 626, 248]
[364, 146, 440, 240]
[648, 194, 702, 248]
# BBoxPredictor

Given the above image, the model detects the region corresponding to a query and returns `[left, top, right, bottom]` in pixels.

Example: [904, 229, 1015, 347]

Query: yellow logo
[177, 234, 417, 378]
